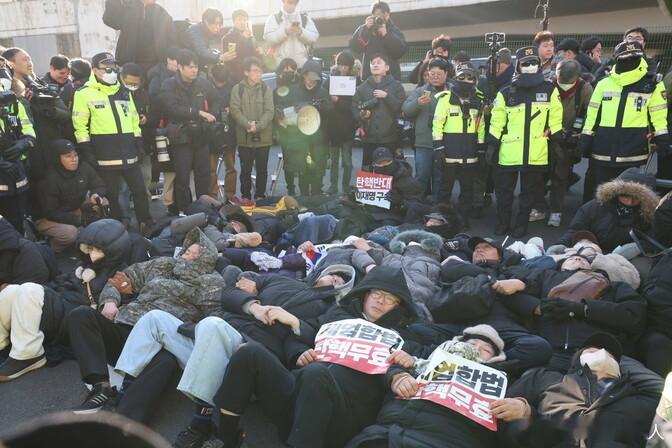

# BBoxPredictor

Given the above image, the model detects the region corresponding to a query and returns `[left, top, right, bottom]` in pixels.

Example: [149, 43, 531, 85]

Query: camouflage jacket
[99, 227, 225, 326]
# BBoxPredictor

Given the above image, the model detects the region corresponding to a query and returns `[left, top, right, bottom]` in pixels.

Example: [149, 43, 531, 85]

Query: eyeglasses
[427, 71, 445, 78]
[368, 290, 400, 306]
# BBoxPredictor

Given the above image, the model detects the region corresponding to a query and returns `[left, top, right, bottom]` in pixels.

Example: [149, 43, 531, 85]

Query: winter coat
[229, 80, 275, 148]
[103, 0, 174, 66]
[186, 22, 223, 67]
[553, 79, 593, 160]
[0, 218, 50, 285]
[263, 9, 319, 68]
[402, 83, 446, 150]
[219, 264, 355, 362]
[349, 22, 407, 81]
[352, 230, 443, 317]
[40, 219, 131, 341]
[324, 66, 360, 145]
[220, 28, 258, 84]
[641, 253, 672, 339]
[558, 176, 659, 252]
[35, 162, 106, 226]
[653, 191, 672, 247]
[506, 359, 660, 448]
[147, 63, 175, 100]
[352, 75, 406, 145]
[365, 160, 425, 226]
[98, 227, 225, 326]
[505, 267, 646, 354]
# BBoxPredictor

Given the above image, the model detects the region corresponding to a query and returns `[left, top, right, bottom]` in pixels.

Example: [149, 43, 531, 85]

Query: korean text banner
[314, 318, 403, 375]
[409, 351, 508, 431]
[355, 171, 392, 210]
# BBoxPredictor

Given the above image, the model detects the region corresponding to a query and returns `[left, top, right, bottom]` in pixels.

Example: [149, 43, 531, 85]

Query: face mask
[101, 71, 118, 85]
[615, 57, 641, 74]
[616, 202, 636, 218]
[580, 349, 620, 378]
[452, 80, 475, 97]
[557, 82, 575, 91]
[520, 64, 539, 74]
[89, 247, 105, 263]
[124, 84, 139, 92]
[373, 163, 395, 176]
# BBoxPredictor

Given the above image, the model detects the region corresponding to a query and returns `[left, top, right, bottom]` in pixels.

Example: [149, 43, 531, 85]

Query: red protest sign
[313, 318, 403, 375]
[408, 351, 507, 431]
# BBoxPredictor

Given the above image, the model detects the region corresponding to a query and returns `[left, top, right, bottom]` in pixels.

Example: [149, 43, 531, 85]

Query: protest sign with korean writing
[355, 171, 393, 210]
[313, 318, 403, 375]
[409, 351, 507, 431]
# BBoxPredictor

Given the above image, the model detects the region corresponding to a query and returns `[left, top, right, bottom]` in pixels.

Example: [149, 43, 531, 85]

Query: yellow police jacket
[72, 73, 141, 170]
[489, 78, 563, 169]
[582, 57, 668, 166]
[0, 100, 34, 193]
[432, 90, 485, 165]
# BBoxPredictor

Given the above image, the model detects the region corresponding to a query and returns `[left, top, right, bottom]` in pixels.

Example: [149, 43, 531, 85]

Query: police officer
[432, 62, 484, 227]
[580, 40, 668, 200]
[487, 46, 563, 237]
[72, 52, 153, 234]
[0, 57, 35, 233]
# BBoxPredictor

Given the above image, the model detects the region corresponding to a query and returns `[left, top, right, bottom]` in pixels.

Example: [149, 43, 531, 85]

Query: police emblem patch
[536, 93, 548, 102]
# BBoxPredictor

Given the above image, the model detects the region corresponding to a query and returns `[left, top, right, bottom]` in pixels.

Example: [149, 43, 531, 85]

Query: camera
[26, 79, 71, 122]
[374, 16, 385, 27]
[203, 120, 231, 147]
[0, 91, 17, 118]
[358, 97, 379, 111]
[485, 32, 506, 44]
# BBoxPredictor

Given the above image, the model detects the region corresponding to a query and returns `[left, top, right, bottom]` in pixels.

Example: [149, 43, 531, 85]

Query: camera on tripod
[485, 32, 506, 45]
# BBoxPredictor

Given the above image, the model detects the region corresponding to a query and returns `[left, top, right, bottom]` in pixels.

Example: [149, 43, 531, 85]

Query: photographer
[187, 8, 232, 70]
[408, 34, 454, 86]
[263, 0, 319, 69]
[352, 53, 406, 167]
[221, 9, 263, 84]
[230, 57, 274, 200]
[35, 140, 107, 253]
[349, 1, 407, 81]
[158, 50, 221, 212]
[41, 54, 70, 93]
[0, 57, 36, 234]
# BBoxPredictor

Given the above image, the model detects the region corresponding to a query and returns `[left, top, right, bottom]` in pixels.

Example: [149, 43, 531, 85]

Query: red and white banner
[313, 318, 403, 375]
[355, 171, 393, 210]
[408, 351, 508, 431]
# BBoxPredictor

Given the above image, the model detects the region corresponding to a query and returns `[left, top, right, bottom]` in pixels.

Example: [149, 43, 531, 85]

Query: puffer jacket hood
[389, 229, 444, 260]
[595, 172, 659, 222]
[78, 219, 131, 267]
[339, 266, 417, 327]
[174, 227, 219, 280]
[314, 263, 356, 302]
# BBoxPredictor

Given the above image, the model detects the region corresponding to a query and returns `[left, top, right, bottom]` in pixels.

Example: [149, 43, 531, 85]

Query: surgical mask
[520, 64, 539, 74]
[580, 349, 621, 378]
[89, 247, 105, 263]
[557, 82, 575, 91]
[101, 71, 118, 85]
[124, 84, 139, 92]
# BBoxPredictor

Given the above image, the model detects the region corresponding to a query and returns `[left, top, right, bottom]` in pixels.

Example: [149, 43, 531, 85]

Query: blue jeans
[414, 146, 433, 196]
[114, 310, 243, 405]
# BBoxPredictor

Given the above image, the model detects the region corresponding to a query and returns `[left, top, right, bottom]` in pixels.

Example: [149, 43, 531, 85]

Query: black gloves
[578, 133, 593, 158]
[653, 134, 671, 159]
[540, 299, 587, 320]
[0, 160, 19, 180]
[432, 140, 445, 151]
[4, 138, 32, 161]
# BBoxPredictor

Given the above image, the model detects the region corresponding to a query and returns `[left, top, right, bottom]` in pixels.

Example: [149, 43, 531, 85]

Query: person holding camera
[34, 140, 108, 253]
[158, 50, 221, 212]
[408, 34, 453, 86]
[187, 8, 234, 71]
[263, 0, 319, 69]
[221, 10, 263, 85]
[352, 53, 406, 168]
[349, 1, 407, 81]
[230, 57, 274, 200]
[72, 52, 153, 235]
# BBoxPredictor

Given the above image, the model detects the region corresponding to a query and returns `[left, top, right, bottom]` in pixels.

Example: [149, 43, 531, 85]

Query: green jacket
[229, 80, 274, 148]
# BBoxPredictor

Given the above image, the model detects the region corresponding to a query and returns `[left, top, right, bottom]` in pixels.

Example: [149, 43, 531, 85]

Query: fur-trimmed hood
[595, 178, 659, 222]
[389, 230, 444, 260]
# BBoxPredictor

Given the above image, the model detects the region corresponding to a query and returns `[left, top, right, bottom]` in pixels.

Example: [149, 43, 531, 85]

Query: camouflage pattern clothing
[98, 227, 225, 326]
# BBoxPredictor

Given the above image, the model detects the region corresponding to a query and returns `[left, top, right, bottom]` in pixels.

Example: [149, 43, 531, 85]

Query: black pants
[549, 153, 573, 213]
[638, 332, 672, 377]
[362, 142, 397, 169]
[494, 169, 545, 230]
[436, 163, 477, 219]
[0, 192, 27, 234]
[116, 349, 179, 423]
[172, 143, 210, 211]
[238, 146, 270, 198]
[582, 160, 629, 203]
[65, 305, 132, 384]
[98, 165, 151, 223]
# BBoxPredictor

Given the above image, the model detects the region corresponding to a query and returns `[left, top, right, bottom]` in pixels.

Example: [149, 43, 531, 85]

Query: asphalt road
[0, 145, 591, 446]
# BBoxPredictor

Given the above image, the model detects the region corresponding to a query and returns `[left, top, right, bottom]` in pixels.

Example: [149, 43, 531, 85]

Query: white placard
[329, 76, 357, 96]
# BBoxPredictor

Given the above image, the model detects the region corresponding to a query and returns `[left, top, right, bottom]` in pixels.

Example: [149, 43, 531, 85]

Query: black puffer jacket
[0, 218, 50, 285]
[349, 21, 407, 81]
[641, 253, 672, 338]
[505, 266, 646, 354]
[35, 162, 106, 225]
[558, 174, 659, 252]
[352, 75, 406, 145]
[219, 264, 356, 363]
[505, 355, 660, 448]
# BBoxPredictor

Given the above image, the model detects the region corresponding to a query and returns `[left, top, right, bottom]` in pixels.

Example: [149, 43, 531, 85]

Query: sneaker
[0, 355, 46, 382]
[174, 425, 210, 448]
[547, 213, 562, 227]
[73, 383, 117, 414]
[528, 209, 546, 222]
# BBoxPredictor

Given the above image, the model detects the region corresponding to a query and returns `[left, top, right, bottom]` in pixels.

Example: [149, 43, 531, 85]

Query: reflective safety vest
[582, 58, 668, 167]
[432, 89, 485, 165]
[72, 73, 141, 170]
[0, 100, 34, 195]
[489, 79, 563, 169]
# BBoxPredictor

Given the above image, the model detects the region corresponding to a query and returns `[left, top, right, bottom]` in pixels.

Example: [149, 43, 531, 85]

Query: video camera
[485, 32, 506, 45]
[25, 78, 71, 122]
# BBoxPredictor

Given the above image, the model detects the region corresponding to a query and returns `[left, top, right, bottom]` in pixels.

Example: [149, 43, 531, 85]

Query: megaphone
[297, 105, 320, 136]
